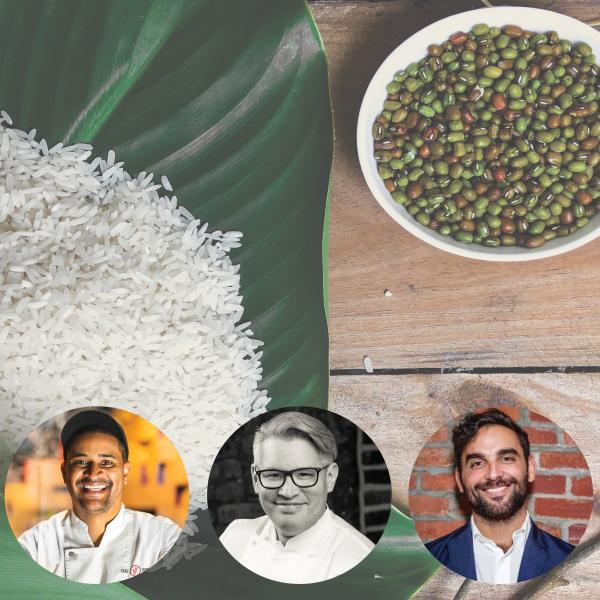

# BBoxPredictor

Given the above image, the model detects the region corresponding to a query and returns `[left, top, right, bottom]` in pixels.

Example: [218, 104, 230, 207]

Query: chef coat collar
[66, 504, 128, 547]
[258, 507, 332, 556]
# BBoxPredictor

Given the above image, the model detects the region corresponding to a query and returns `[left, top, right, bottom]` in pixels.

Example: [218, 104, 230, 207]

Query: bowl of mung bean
[357, 7, 600, 261]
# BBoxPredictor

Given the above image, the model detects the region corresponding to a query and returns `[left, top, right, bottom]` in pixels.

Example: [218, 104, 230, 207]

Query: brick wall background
[207, 407, 392, 543]
[409, 406, 593, 545]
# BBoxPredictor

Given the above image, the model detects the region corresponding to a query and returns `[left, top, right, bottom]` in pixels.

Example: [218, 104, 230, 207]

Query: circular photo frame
[409, 406, 593, 584]
[207, 406, 392, 584]
[4, 406, 189, 584]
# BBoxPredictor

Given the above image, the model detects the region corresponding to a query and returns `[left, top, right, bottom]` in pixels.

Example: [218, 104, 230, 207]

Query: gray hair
[253, 411, 338, 462]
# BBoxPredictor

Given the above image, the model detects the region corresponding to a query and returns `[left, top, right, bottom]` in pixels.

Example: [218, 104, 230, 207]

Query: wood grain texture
[330, 372, 600, 599]
[310, 0, 600, 370]
[315, 1, 600, 595]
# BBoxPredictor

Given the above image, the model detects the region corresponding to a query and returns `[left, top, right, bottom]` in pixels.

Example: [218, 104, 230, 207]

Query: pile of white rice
[0, 110, 269, 566]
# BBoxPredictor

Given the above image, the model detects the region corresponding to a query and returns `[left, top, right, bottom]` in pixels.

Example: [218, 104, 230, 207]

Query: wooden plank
[309, 0, 600, 370]
[330, 372, 600, 599]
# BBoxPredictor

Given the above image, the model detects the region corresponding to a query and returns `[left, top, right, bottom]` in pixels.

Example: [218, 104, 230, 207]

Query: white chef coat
[18, 505, 181, 584]
[472, 512, 531, 584]
[219, 507, 374, 584]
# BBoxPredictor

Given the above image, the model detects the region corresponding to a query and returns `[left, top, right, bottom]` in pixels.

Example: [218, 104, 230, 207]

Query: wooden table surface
[309, 0, 600, 597]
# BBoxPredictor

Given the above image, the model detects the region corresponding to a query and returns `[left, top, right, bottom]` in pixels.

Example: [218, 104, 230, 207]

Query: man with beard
[18, 410, 181, 583]
[425, 409, 574, 584]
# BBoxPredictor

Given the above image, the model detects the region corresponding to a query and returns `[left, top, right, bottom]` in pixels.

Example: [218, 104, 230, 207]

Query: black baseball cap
[61, 410, 129, 461]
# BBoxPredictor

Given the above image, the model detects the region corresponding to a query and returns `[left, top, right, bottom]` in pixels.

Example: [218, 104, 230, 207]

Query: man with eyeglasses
[219, 411, 375, 583]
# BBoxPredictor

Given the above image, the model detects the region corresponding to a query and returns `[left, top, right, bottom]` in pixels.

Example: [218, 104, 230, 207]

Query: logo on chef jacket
[121, 565, 142, 576]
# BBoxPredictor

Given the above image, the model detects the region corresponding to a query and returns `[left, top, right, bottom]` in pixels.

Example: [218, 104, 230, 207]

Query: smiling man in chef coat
[219, 411, 375, 584]
[18, 409, 181, 583]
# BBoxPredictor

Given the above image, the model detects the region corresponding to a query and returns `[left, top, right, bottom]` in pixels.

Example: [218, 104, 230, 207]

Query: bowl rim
[357, 6, 600, 262]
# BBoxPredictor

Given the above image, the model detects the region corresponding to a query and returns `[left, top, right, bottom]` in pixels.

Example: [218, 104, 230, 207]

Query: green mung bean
[373, 24, 600, 248]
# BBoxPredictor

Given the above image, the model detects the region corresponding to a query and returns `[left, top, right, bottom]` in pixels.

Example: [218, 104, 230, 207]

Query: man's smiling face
[252, 436, 338, 542]
[61, 431, 129, 516]
[455, 424, 535, 521]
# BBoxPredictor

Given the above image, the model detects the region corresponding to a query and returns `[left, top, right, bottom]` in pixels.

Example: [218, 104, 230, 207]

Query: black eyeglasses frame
[253, 465, 332, 489]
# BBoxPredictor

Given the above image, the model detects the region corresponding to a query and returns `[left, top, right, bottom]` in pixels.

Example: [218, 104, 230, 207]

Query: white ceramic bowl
[357, 7, 600, 261]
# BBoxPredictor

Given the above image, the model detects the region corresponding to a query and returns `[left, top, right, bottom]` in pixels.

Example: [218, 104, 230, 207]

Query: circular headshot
[207, 407, 392, 584]
[410, 407, 593, 585]
[4, 406, 189, 584]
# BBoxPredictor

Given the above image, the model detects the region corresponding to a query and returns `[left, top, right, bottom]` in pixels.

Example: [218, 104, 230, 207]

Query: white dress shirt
[220, 507, 375, 584]
[18, 504, 181, 583]
[471, 512, 531, 584]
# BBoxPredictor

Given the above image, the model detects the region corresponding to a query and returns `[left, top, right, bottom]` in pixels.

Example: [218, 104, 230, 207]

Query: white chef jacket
[220, 507, 374, 584]
[18, 505, 181, 584]
[472, 512, 531, 584]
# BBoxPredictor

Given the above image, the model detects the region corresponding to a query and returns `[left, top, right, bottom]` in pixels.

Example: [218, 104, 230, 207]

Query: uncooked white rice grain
[0, 111, 269, 568]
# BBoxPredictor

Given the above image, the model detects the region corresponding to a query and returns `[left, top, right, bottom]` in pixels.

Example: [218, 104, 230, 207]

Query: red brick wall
[409, 407, 593, 545]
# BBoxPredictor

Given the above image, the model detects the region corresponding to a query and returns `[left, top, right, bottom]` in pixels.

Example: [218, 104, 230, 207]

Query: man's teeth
[82, 484, 108, 490]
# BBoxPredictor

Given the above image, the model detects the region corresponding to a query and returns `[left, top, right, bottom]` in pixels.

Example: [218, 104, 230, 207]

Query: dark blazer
[425, 519, 574, 582]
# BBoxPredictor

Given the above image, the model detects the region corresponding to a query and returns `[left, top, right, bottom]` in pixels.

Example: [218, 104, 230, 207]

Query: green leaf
[0, 0, 439, 598]
[127, 507, 440, 600]
[0, 0, 331, 410]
